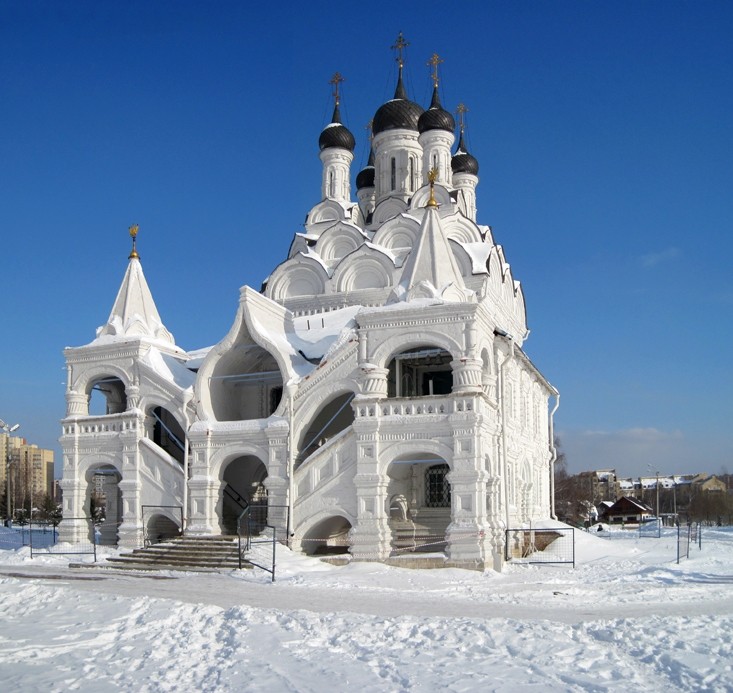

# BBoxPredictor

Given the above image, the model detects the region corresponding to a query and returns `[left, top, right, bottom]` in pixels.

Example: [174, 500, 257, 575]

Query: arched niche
[209, 344, 284, 422]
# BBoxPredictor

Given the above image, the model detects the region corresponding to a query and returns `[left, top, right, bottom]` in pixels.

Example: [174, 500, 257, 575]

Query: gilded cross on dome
[427, 53, 444, 88]
[391, 32, 409, 69]
[329, 72, 345, 106]
[456, 103, 468, 133]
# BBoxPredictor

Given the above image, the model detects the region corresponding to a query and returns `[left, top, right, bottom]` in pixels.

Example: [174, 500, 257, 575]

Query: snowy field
[1, 526, 732, 692]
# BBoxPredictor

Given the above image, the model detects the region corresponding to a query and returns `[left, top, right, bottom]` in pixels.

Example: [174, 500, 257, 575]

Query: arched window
[328, 171, 335, 198]
[387, 347, 453, 398]
[390, 158, 396, 191]
[408, 157, 415, 192]
[425, 464, 451, 507]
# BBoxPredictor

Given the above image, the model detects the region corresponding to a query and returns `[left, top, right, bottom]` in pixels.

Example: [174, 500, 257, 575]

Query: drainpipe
[495, 331, 514, 532]
[181, 389, 193, 533]
[548, 393, 560, 520]
[286, 384, 295, 546]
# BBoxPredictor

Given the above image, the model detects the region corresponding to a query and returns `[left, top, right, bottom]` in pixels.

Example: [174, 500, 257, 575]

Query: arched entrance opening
[301, 515, 352, 556]
[88, 376, 127, 415]
[147, 406, 185, 464]
[220, 455, 268, 535]
[85, 464, 122, 545]
[386, 453, 451, 555]
[386, 347, 453, 398]
[144, 513, 181, 545]
[296, 391, 355, 468]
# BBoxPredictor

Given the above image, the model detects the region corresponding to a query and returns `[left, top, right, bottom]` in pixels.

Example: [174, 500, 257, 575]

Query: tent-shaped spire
[396, 185, 472, 303]
[95, 226, 175, 345]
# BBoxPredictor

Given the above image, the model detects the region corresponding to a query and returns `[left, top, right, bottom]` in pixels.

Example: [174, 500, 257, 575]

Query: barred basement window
[425, 463, 451, 507]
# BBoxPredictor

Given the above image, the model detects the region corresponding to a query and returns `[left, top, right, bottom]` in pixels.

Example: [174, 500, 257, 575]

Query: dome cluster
[318, 61, 479, 192]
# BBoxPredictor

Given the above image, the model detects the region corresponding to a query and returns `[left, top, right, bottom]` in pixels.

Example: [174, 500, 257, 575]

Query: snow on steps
[74, 536, 252, 573]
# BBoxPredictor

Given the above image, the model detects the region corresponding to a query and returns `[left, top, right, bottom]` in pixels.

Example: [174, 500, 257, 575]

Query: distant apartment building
[576, 469, 618, 502]
[2, 433, 54, 514]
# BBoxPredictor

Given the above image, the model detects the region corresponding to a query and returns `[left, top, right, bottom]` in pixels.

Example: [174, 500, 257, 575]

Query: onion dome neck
[356, 148, 375, 190]
[418, 85, 455, 134]
[319, 103, 356, 152]
[451, 131, 479, 175]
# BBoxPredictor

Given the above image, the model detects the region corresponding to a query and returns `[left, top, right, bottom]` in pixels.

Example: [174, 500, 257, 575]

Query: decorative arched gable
[266, 254, 329, 301]
[371, 197, 409, 226]
[371, 214, 420, 252]
[331, 245, 396, 293]
[315, 221, 367, 264]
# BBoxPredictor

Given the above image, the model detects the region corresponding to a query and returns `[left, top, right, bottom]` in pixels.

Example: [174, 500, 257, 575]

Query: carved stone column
[451, 358, 483, 393]
[65, 390, 88, 417]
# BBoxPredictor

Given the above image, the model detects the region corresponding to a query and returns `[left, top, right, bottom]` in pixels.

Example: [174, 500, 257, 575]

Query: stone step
[106, 556, 243, 568]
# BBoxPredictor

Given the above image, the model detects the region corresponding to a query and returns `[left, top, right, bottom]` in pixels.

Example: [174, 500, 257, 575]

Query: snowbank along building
[60, 37, 559, 570]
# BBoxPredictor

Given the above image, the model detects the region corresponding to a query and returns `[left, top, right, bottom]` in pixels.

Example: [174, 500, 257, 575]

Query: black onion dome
[418, 86, 455, 134]
[372, 74, 424, 136]
[319, 103, 356, 152]
[451, 131, 479, 175]
[356, 148, 375, 189]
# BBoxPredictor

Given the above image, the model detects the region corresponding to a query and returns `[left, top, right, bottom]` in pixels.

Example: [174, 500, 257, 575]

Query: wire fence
[505, 527, 576, 567]
[677, 522, 702, 563]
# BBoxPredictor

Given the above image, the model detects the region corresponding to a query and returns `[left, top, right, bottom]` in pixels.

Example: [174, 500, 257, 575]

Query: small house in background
[600, 496, 655, 524]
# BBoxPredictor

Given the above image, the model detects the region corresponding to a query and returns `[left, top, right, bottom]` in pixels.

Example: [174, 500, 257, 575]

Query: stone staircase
[390, 511, 450, 555]
[93, 535, 251, 572]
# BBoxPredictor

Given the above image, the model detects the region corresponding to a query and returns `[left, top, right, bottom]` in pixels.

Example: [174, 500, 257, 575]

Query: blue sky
[1, 1, 731, 479]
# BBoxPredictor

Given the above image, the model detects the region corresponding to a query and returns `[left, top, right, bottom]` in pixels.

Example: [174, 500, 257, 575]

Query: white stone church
[60, 40, 559, 571]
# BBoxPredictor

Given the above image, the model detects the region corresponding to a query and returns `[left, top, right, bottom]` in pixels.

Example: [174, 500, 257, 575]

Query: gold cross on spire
[128, 223, 140, 260]
[391, 31, 409, 69]
[329, 72, 345, 106]
[427, 53, 444, 88]
[456, 103, 468, 132]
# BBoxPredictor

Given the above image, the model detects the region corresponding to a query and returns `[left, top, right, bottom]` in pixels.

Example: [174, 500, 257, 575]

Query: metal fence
[29, 517, 105, 560]
[236, 503, 289, 581]
[639, 518, 662, 538]
[677, 522, 702, 563]
[505, 527, 575, 567]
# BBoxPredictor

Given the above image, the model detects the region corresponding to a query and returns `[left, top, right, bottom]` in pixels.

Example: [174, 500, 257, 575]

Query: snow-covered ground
[1, 526, 732, 692]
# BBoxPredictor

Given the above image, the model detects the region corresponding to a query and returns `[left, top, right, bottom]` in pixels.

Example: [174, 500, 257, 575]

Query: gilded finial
[329, 72, 345, 106]
[427, 53, 444, 88]
[456, 103, 468, 133]
[427, 168, 439, 208]
[391, 31, 409, 70]
[365, 119, 374, 141]
[128, 223, 140, 260]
